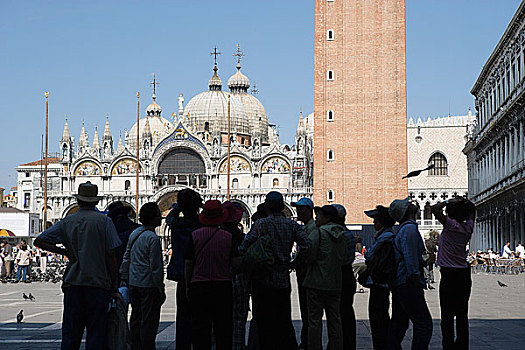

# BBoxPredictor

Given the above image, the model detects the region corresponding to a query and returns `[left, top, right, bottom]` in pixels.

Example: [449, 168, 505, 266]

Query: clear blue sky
[0, 0, 522, 191]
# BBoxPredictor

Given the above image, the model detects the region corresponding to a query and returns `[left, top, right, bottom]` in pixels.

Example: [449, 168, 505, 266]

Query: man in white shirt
[516, 242, 525, 259]
[502, 242, 512, 258]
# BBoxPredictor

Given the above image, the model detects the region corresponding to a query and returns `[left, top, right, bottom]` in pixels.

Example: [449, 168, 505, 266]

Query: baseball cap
[291, 198, 314, 209]
[331, 204, 347, 218]
[314, 205, 339, 219]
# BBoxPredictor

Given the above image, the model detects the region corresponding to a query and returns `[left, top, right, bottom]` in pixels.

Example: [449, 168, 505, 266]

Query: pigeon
[22, 293, 29, 300]
[402, 164, 435, 179]
[497, 280, 508, 287]
[16, 310, 23, 323]
[29, 293, 35, 301]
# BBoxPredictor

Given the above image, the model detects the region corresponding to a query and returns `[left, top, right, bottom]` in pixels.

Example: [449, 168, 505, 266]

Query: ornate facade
[464, 1, 525, 251]
[16, 55, 314, 241]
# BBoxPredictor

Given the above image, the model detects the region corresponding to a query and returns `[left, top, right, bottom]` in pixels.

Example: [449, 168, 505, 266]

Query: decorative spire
[103, 114, 112, 140]
[61, 116, 71, 141]
[92, 126, 100, 149]
[150, 73, 159, 100]
[250, 81, 259, 95]
[78, 120, 88, 146]
[144, 118, 151, 136]
[209, 47, 222, 91]
[117, 132, 124, 153]
[233, 43, 245, 71]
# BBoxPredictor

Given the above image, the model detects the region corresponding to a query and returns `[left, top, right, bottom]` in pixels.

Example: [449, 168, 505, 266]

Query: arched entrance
[63, 204, 79, 218]
[157, 148, 207, 188]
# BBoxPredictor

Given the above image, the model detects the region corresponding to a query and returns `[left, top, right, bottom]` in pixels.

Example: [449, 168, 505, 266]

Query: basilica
[16, 55, 314, 240]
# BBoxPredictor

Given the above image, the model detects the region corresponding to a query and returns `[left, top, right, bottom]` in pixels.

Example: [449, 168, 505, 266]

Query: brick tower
[314, 0, 408, 224]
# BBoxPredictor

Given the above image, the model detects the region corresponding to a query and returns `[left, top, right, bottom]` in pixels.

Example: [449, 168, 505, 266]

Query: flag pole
[136, 92, 140, 216]
[44, 92, 49, 230]
[227, 93, 231, 201]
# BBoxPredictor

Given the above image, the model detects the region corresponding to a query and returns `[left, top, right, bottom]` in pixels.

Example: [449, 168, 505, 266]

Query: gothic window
[124, 180, 130, 191]
[327, 110, 334, 121]
[205, 122, 210, 131]
[232, 178, 239, 189]
[327, 70, 334, 81]
[327, 190, 334, 202]
[327, 29, 334, 41]
[428, 152, 448, 176]
[327, 149, 334, 161]
[273, 178, 279, 188]
[158, 149, 205, 174]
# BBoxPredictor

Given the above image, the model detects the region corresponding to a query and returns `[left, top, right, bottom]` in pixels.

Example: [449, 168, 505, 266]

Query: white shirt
[516, 244, 525, 258]
[502, 245, 512, 258]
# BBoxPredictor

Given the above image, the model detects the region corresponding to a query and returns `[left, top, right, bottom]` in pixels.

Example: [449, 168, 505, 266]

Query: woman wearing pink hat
[184, 200, 243, 350]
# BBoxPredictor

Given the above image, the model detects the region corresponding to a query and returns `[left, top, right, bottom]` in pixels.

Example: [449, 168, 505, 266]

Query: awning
[0, 229, 16, 237]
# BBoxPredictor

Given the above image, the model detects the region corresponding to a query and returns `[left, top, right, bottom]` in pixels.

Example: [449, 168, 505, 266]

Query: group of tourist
[34, 181, 478, 349]
[0, 239, 54, 282]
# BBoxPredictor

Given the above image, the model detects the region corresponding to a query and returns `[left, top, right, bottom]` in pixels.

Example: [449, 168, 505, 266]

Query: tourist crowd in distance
[30, 181, 480, 350]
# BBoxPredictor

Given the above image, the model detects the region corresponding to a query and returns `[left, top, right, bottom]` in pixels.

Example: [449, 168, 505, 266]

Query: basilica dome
[126, 95, 173, 150]
[227, 65, 269, 144]
[183, 64, 251, 136]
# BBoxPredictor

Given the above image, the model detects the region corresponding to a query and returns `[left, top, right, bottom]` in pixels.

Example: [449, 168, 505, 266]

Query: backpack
[242, 222, 275, 274]
[105, 292, 129, 350]
[366, 236, 398, 285]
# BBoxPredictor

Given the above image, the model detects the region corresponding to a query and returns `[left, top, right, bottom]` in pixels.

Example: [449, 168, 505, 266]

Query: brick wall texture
[314, 0, 408, 224]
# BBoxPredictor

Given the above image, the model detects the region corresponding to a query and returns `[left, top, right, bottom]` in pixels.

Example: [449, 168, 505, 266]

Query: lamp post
[136, 92, 140, 216]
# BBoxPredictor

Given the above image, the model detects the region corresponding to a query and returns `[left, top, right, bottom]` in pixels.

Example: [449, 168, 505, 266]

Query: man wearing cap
[291, 197, 316, 350]
[35, 181, 121, 349]
[185, 200, 243, 350]
[363, 205, 395, 350]
[240, 191, 311, 350]
[387, 198, 432, 349]
[107, 201, 140, 283]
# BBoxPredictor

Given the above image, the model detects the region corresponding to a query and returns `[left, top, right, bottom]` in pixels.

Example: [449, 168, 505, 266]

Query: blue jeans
[17, 265, 29, 281]
[389, 281, 433, 350]
[61, 285, 110, 350]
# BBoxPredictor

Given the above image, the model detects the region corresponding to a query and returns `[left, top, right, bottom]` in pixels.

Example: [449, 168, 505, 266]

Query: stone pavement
[0, 271, 524, 349]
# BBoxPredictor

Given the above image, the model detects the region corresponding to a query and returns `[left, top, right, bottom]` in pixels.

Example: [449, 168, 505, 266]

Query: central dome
[183, 65, 251, 136]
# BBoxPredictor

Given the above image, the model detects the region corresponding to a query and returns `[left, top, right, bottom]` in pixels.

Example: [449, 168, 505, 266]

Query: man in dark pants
[35, 182, 121, 349]
[363, 205, 395, 350]
[388, 198, 433, 350]
[240, 192, 311, 350]
[291, 197, 316, 350]
[121, 203, 166, 349]
[432, 198, 475, 349]
[166, 189, 203, 350]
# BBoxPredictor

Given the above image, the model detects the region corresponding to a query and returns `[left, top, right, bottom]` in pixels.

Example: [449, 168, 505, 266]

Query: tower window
[327, 190, 334, 202]
[327, 110, 334, 121]
[327, 149, 334, 161]
[327, 70, 334, 81]
[327, 29, 334, 41]
[428, 152, 448, 176]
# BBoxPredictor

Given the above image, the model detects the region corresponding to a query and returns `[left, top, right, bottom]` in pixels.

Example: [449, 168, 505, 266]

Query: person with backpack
[184, 200, 243, 350]
[388, 198, 433, 349]
[363, 205, 395, 350]
[431, 198, 475, 350]
[240, 191, 311, 350]
[304, 205, 347, 350]
[166, 189, 203, 350]
[120, 202, 166, 349]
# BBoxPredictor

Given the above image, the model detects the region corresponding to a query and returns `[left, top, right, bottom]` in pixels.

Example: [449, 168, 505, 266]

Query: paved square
[0, 271, 524, 349]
